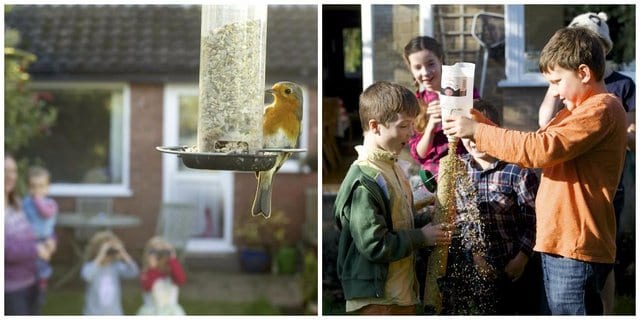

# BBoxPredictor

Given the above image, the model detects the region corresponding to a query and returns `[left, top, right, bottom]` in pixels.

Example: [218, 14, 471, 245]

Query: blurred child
[334, 81, 452, 315]
[443, 27, 627, 315]
[440, 100, 541, 314]
[137, 236, 186, 315]
[22, 166, 58, 309]
[81, 230, 139, 315]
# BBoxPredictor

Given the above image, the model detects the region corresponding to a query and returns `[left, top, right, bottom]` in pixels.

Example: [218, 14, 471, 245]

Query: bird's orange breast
[263, 99, 301, 142]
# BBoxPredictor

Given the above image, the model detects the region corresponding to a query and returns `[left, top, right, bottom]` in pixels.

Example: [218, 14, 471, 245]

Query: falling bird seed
[424, 141, 490, 314]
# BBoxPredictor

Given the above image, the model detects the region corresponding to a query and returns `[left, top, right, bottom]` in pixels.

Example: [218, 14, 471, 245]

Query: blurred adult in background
[4, 153, 50, 315]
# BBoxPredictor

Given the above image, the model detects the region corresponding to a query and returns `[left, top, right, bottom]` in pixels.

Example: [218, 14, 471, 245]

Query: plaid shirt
[456, 154, 539, 269]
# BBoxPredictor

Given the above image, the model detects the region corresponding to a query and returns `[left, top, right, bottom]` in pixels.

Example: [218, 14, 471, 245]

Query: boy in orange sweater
[442, 27, 627, 315]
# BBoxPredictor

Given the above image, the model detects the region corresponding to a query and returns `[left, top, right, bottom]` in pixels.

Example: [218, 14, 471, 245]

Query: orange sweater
[474, 93, 626, 263]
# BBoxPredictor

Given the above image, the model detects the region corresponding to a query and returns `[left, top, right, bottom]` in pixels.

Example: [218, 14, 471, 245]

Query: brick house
[6, 4, 318, 264]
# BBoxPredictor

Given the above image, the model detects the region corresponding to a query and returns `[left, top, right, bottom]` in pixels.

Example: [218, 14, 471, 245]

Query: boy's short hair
[538, 27, 606, 81]
[358, 81, 420, 131]
[28, 166, 50, 180]
[473, 99, 501, 126]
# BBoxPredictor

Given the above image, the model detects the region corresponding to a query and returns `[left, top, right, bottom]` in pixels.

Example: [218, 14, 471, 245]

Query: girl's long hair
[5, 153, 20, 209]
[413, 100, 430, 134]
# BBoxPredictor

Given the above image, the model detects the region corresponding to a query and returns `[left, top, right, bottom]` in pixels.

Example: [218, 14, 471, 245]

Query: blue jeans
[541, 253, 612, 315]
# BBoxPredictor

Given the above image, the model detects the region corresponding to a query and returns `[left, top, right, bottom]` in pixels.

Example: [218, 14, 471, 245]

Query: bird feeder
[197, 4, 268, 154]
[158, 5, 268, 171]
[157, 4, 304, 171]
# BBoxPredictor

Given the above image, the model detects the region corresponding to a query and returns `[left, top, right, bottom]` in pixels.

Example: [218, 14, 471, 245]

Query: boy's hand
[443, 115, 477, 139]
[504, 251, 529, 282]
[473, 254, 496, 280]
[421, 222, 452, 246]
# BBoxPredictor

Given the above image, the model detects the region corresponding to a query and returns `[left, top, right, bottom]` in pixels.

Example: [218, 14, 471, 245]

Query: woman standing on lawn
[4, 153, 49, 315]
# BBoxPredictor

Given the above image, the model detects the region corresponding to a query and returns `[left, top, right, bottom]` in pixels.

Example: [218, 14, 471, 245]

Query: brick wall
[117, 83, 164, 252]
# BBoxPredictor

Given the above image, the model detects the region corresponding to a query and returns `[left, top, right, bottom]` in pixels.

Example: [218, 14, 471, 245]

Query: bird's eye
[284, 88, 292, 95]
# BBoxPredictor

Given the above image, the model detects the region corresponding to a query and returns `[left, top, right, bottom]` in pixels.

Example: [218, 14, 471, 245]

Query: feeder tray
[156, 146, 306, 172]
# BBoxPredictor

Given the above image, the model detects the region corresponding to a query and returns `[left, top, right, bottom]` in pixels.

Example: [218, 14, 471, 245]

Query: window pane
[19, 87, 124, 185]
[524, 6, 564, 73]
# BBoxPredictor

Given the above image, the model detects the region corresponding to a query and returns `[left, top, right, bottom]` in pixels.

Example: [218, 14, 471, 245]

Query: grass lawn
[42, 287, 280, 315]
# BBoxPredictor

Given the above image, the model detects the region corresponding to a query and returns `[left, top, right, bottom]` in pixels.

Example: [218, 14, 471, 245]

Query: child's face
[543, 65, 589, 109]
[375, 112, 415, 154]
[29, 175, 49, 198]
[407, 49, 442, 92]
[4, 157, 17, 194]
[462, 138, 493, 161]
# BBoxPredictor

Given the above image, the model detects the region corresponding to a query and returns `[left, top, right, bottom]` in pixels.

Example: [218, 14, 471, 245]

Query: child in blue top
[22, 165, 58, 307]
[81, 230, 139, 315]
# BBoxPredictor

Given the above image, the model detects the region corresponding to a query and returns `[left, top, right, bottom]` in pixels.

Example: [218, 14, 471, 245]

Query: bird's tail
[251, 170, 274, 219]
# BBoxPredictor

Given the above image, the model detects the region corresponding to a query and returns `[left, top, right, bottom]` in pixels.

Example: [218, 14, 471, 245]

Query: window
[21, 82, 131, 196]
[502, 4, 635, 87]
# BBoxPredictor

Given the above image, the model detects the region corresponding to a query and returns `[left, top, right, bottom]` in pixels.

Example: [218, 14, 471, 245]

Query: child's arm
[116, 256, 140, 279]
[348, 186, 447, 262]
[168, 257, 187, 286]
[140, 269, 164, 291]
[538, 86, 563, 128]
[112, 242, 139, 278]
[32, 197, 58, 219]
[420, 222, 452, 247]
[81, 261, 99, 281]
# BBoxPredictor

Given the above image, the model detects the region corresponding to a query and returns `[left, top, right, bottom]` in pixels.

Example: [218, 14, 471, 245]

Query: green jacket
[334, 163, 431, 300]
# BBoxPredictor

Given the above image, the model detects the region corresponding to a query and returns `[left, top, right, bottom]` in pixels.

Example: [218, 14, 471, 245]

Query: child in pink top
[403, 36, 479, 179]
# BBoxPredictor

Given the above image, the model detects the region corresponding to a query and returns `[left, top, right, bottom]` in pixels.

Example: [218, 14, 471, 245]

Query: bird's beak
[264, 88, 275, 95]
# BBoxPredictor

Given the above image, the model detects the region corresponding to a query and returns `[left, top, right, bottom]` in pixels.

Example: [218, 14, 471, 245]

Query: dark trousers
[498, 252, 549, 315]
[4, 283, 39, 315]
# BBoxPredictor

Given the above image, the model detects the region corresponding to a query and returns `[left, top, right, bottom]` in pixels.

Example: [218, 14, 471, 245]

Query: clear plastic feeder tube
[197, 4, 268, 153]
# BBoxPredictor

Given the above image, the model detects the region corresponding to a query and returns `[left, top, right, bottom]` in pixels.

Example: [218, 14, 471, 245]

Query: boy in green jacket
[334, 81, 451, 315]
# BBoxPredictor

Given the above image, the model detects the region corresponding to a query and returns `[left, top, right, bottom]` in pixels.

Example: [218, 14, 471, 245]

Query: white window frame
[499, 5, 547, 88]
[499, 4, 635, 88]
[31, 82, 132, 197]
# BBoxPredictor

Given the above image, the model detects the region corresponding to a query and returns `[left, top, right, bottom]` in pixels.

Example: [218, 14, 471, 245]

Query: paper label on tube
[439, 62, 475, 141]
